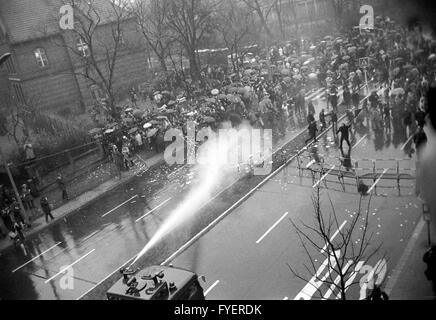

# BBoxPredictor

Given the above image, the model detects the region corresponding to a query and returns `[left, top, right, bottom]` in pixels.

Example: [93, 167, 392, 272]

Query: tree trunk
[159, 56, 168, 72]
[188, 49, 200, 81]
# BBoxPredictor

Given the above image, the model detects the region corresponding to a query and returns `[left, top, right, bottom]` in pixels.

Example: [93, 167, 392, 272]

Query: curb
[0, 155, 166, 254]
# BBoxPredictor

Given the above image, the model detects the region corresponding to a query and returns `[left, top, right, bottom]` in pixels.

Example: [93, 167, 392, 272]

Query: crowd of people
[2, 15, 436, 261]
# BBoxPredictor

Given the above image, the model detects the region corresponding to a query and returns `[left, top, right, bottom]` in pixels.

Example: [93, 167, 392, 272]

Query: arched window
[34, 48, 49, 67]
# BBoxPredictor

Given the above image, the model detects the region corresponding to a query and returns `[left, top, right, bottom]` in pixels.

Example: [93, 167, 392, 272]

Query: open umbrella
[128, 127, 138, 134]
[391, 87, 405, 96]
[202, 116, 216, 123]
[410, 68, 420, 77]
[155, 115, 169, 120]
[308, 73, 318, 80]
[104, 128, 115, 134]
[143, 123, 153, 129]
[211, 89, 219, 96]
[147, 128, 159, 138]
[309, 45, 317, 50]
[227, 94, 241, 104]
[324, 35, 333, 40]
[293, 74, 302, 80]
[428, 53, 436, 60]
[205, 98, 216, 103]
[343, 55, 351, 60]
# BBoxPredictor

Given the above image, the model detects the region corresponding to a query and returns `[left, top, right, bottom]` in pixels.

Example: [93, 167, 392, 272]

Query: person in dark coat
[56, 175, 69, 201]
[40, 197, 54, 223]
[337, 123, 352, 150]
[319, 109, 327, 131]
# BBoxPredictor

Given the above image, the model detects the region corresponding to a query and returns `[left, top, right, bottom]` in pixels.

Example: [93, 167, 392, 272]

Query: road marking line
[367, 168, 389, 193]
[45, 249, 95, 283]
[160, 85, 378, 266]
[353, 134, 368, 148]
[101, 195, 138, 217]
[83, 230, 99, 242]
[157, 83, 378, 265]
[12, 242, 62, 273]
[320, 221, 347, 253]
[256, 212, 289, 244]
[76, 254, 136, 300]
[384, 217, 426, 296]
[312, 165, 335, 188]
[76, 83, 379, 298]
[135, 198, 172, 222]
[400, 134, 415, 151]
[204, 280, 220, 296]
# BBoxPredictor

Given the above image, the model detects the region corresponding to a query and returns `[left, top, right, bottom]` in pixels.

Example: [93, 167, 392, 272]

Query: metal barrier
[294, 151, 416, 196]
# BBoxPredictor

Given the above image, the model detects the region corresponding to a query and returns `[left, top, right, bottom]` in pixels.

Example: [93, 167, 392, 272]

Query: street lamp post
[0, 52, 30, 225]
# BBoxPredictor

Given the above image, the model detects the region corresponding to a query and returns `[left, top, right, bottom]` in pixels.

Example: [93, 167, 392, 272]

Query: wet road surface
[0, 82, 420, 300]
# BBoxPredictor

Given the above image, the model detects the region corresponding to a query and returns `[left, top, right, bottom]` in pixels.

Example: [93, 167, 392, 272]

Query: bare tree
[289, 187, 387, 300]
[132, 0, 175, 72]
[216, 0, 257, 73]
[44, 0, 134, 119]
[331, 0, 360, 33]
[165, 0, 218, 81]
[240, 0, 276, 43]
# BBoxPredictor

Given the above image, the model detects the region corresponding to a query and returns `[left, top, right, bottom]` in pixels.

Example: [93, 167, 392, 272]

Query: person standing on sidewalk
[112, 147, 124, 179]
[56, 174, 69, 201]
[40, 197, 54, 223]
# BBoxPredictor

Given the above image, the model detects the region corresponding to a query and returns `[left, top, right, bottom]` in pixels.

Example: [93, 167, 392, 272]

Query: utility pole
[0, 52, 30, 225]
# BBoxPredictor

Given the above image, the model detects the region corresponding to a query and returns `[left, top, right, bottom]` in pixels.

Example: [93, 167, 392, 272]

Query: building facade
[0, 0, 149, 116]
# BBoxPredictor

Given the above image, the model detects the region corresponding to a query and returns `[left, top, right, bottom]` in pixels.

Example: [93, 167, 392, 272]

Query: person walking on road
[40, 197, 54, 223]
[305, 118, 318, 145]
[328, 110, 338, 133]
[56, 174, 69, 201]
[337, 123, 352, 150]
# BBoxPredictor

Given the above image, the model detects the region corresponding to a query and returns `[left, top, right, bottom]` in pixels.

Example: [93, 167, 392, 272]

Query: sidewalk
[0, 151, 165, 253]
[386, 216, 436, 300]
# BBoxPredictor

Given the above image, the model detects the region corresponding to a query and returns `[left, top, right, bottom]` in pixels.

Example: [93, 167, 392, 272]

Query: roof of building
[0, 0, 127, 44]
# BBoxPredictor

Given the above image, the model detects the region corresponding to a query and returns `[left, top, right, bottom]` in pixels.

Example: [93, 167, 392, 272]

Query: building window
[76, 37, 90, 57]
[12, 83, 26, 104]
[34, 47, 49, 67]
